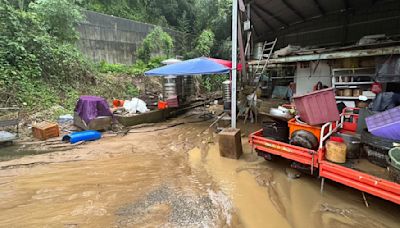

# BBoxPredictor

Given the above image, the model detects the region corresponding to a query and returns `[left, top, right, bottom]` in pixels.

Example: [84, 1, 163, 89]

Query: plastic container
[293, 88, 340, 125]
[62, 130, 101, 144]
[288, 118, 327, 142]
[32, 122, 60, 140]
[262, 121, 289, 142]
[113, 99, 125, 108]
[366, 106, 400, 141]
[325, 140, 347, 163]
[333, 132, 361, 159]
[388, 148, 400, 170]
[158, 101, 168, 110]
[343, 89, 353, 97]
[352, 89, 362, 97]
[388, 166, 400, 184]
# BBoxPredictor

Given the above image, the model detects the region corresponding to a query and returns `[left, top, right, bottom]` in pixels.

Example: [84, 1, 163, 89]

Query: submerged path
[0, 117, 399, 227]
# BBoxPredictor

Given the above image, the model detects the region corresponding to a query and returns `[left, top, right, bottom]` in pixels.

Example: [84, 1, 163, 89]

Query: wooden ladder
[255, 38, 277, 76]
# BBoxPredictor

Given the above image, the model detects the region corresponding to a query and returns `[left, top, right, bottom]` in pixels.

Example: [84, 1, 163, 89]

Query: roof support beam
[254, 3, 289, 27]
[343, 0, 350, 10]
[251, 5, 276, 33]
[281, 0, 305, 21]
[249, 46, 400, 64]
[312, 0, 325, 15]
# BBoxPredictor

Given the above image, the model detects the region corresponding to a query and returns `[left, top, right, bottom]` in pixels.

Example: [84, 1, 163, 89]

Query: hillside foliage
[1, 0, 232, 111]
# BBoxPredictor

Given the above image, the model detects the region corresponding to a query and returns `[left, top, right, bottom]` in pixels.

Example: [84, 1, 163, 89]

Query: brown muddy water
[0, 118, 399, 227]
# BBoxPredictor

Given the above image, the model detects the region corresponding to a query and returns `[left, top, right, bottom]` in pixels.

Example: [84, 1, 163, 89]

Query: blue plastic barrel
[62, 130, 101, 144]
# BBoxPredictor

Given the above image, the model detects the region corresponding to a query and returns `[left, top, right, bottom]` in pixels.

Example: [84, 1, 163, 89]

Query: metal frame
[250, 129, 320, 168]
[249, 107, 400, 205]
[231, 0, 238, 128]
[0, 107, 20, 139]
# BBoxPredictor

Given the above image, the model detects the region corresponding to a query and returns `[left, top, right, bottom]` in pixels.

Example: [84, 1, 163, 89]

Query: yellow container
[326, 140, 347, 163]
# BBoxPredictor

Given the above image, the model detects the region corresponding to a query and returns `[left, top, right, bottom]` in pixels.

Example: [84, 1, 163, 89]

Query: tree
[195, 29, 215, 57]
[136, 26, 174, 62]
[29, 0, 84, 43]
[0, 0, 91, 107]
[176, 11, 192, 55]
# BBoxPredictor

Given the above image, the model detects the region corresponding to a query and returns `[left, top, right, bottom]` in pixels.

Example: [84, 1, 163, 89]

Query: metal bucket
[253, 42, 264, 60]
[163, 80, 177, 99]
[183, 76, 193, 100]
[222, 80, 231, 102]
[175, 77, 183, 99]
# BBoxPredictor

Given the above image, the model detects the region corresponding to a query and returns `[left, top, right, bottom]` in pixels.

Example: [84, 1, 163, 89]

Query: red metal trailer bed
[249, 108, 400, 205]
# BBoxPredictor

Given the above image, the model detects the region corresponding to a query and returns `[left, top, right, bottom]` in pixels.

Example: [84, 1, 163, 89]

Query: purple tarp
[366, 106, 400, 141]
[75, 96, 112, 124]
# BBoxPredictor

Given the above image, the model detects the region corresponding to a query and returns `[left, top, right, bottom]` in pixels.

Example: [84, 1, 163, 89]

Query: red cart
[249, 108, 400, 205]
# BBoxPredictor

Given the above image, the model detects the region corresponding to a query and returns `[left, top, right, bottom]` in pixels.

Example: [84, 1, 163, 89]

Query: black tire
[363, 145, 390, 168]
[361, 129, 399, 151]
[256, 149, 275, 161]
[290, 130, 319, 150]
[361, 129, 399, 167]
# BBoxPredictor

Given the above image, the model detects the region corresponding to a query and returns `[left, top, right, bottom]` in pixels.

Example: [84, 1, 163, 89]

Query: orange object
[113, 99, 125, 108]
[158, 101, 168, 110]
[288, 118, 327, 142]
[249, 106, 400, 205]
[32, 121, 60, 140]
[341, 107, 359, 132]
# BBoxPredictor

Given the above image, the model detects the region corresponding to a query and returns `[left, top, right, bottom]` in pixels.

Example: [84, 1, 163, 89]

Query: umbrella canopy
[145, 57, 230, 76]
[208, 58, 243, 71]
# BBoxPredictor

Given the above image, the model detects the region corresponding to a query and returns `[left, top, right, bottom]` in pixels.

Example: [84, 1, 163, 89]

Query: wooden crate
[218, 128, 243, 159]
[32, 122, 60, 140]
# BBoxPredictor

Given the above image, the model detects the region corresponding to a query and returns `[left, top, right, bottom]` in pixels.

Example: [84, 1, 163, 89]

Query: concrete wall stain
[76, 10, 182, 65]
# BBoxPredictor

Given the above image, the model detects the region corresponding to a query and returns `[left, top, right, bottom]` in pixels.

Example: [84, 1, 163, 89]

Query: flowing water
[189, 139, 400, 228]
[0, 119, 399, 227]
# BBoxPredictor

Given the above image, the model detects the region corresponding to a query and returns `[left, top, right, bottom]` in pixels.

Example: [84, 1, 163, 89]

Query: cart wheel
[290, 161, 319, 177]
[256, 149, 275, 161]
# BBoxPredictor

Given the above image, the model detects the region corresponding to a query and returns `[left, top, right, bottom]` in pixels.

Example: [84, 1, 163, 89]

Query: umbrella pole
[231, 0, 238, 129]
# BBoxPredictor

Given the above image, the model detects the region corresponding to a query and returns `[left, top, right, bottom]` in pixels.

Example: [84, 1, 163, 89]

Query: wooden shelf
[335, 96, 375, 100]
[334, 81, 374, 86]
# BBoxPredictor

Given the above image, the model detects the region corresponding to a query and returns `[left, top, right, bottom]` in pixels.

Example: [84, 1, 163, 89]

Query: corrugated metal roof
[247, 0, 400, 47]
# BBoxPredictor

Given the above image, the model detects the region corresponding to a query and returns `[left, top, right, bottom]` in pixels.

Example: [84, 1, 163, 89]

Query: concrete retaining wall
[76, 10, 181, 64]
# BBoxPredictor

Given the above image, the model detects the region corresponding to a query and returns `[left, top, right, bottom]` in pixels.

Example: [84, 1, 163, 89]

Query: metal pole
[231, 0, 238, 128]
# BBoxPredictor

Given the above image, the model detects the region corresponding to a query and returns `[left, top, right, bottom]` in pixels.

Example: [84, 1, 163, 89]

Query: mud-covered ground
[0, 114, 399, 227]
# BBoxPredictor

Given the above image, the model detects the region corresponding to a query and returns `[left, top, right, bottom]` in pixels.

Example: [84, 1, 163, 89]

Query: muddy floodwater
[0, 118, 399, 227]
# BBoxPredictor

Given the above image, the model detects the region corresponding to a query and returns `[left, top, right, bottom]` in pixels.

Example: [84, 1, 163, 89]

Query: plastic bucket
[388, 147, 400, 170]
[293, 88, 340, 125]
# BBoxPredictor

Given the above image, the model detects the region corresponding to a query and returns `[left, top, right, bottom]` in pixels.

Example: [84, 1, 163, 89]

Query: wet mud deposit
[0, 117, 399, 227]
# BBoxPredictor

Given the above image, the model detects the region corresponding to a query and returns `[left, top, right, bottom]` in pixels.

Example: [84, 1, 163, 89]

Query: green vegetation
[30, 0, 83, 42]
[195, 30, 215, 57]
[81, 0, 232, 58]
[0, 0, 89, 109]
[1, 0, 232, 113]
[0, 0, 144, 110]
[97, 56, 164, 75]
[136, 27, 174, 62]
[201, 75, 229, 92]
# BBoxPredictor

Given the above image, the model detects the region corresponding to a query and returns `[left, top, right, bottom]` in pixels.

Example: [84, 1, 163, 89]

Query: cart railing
[318, 107, 360, 149]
